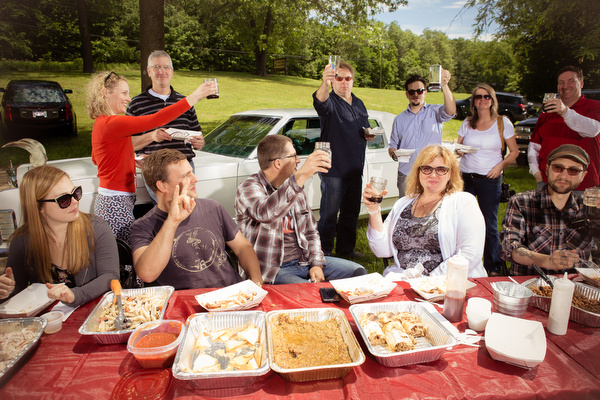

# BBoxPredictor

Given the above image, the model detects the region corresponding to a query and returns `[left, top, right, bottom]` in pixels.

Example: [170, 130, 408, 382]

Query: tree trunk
[255, 7, 274, 77]
[139, 0, 165, 90]
[75, 0, 94, 73]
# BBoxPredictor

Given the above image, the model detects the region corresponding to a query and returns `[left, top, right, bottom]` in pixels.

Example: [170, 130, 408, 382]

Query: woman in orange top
[86, 71, 215, 242]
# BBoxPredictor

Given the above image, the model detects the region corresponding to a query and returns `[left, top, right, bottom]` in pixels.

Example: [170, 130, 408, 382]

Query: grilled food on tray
[358, 311, 427, 352]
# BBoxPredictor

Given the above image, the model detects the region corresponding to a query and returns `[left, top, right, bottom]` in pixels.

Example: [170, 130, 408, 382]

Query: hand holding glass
[429, 65, 442, 92]
[204, 78, 219, 99]
[584, 187, 600, 220]
[314, 141, 332, 160]
[368, 177, 387, 203]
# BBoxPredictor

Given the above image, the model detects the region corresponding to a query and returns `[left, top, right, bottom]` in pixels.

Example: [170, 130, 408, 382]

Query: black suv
[513, 89, 600, 165]
[455, 92, 529, 123]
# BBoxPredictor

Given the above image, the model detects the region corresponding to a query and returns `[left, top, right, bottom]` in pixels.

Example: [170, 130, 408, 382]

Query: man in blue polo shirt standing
[313, 61, 375, 258]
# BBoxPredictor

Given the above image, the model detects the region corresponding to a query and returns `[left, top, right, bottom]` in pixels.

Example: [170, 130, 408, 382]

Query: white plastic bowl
[41, 311, 63, 334]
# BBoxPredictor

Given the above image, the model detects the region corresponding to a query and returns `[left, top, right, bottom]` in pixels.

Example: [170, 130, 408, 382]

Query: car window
[279, 118, 321, 155]
[10, 84, 64, 104]
[203, 115, 281, 158]
[367, 119, 385, 149]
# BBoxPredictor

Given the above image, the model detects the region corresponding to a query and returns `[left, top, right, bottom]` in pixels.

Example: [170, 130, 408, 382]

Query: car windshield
[10, 84, 64, 104]
[203, 115, 281, 158]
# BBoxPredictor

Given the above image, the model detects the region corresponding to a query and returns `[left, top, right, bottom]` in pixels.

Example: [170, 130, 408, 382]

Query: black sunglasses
[550, 164, 584, 176]
[419, 165, 450, 176]
[104, 71, 118, 86]
[38, 186, 83, 209]
[474, 94, 492, 100]
[334, 75, 353, 82]
[407, 88, 426, 95]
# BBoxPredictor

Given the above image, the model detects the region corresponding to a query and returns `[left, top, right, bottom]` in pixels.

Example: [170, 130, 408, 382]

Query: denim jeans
[462, 173, 503, 273]
[317, 175, 363, 255]
[273, 256, 367, 284]
[142, 158, 195, 204]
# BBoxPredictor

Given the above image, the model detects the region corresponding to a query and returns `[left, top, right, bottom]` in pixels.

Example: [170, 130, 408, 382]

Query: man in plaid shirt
[501, 144, 600, 276]
[235, 135, 367, 284]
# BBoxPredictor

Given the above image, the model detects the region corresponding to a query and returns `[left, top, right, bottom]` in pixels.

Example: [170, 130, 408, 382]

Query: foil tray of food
[0, 318, 46, 387]
[195, 281, 268, 312]
[266, 308, 365, 382]
[524, 277, 600, 327]
[407, 276, 477, 302]
[349, 301, 457, 367]
[78, 286, 174, 344]
[575, 267, 600, 288]
[330, 273, 396, 304]
[172, 311, 270, 390]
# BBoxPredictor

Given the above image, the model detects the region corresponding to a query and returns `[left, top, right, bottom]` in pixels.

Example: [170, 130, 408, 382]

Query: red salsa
[136, 332, 178, 348]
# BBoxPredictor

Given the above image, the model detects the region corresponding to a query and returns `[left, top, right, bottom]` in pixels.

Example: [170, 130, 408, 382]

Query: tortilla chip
[238, 326, 260, 345]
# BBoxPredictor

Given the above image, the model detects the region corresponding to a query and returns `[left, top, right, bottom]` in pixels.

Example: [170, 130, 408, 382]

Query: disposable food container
[127, 320, 184, 368]
[194, 280, 268, 312]
[78, 286, 174, 344]
[575, 266, 600, 288]
[330, 273, 396, 304]
[524, 277, 600, 327]
[265, 308, 365, 382]
[41, 311, 63, 334]
[172, 311, 270, 390]
[0, 318, 46, 387]
[349, 301, 456, 367]
[492, 282, 532, 317]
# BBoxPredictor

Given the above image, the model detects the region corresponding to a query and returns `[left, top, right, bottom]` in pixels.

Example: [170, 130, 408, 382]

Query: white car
[0, 108, 399, 229]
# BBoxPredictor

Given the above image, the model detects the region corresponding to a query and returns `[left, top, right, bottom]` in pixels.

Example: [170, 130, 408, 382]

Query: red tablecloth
[1, 279, 599, 400]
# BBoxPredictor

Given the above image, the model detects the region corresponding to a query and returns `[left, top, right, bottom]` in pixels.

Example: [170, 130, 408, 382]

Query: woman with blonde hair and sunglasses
[87, 71, 216, 242]
[363, 145, 487, 278]
[0, 166, 119, 306]
[456, 83, 519, 276]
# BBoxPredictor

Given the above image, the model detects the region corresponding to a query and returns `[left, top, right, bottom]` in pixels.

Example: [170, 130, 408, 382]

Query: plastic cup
[368, 177, 387, 204]
[465, 298, 492, 331]
[429, 65, 442, 91]
[328, 55, 341, 71]
[41, 311, 64, 334]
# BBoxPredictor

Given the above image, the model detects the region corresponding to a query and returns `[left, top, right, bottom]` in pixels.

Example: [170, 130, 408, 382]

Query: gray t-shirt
[130, 199, 242, 289]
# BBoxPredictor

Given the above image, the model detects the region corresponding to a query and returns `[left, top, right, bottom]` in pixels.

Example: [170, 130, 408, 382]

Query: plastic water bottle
[443, 252, 469, 323]
[547, 272, 575, 335]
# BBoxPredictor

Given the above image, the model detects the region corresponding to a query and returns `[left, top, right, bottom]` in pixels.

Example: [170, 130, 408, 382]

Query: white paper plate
[0, 283, 54, 318]
[195, 280, 268, 312]
[407, 276, 477, 302]
[330, 273, 396, 304]
[165, 128, 203, 140]
[485, 312, 546, 369]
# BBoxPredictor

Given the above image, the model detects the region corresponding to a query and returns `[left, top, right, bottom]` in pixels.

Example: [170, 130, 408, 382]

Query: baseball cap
[547, 144, 590, 169]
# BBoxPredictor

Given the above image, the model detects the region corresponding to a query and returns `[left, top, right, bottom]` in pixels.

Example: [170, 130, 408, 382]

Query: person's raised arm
[315, 65, 336, 103]
[185, 80, 217, 107]
[227, 231, 263, 286]
[441, 69, 456, 116]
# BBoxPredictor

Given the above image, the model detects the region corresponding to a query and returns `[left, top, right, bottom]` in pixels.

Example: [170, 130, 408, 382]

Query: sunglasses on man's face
[407, 88, 426, 96]
[550, 164, 584, 176]
[474, 94, 492, 100]
[38, 186, 83, 209]
[334, 75, 353, 82]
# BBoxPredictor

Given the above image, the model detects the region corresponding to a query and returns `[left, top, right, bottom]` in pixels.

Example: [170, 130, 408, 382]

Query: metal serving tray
[266, 308, 365, 382]
[524, 277, 600, 327]
[172, 311, 270, 390]
[78, 286, 174, 344]
[349, 301, 457, 367]
[0, 317, 46, 387]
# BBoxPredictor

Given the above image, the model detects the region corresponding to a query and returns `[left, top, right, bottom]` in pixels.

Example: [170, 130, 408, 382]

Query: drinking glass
[314, 141, 332, 160]
[204, 78, 219, 99]
[328, 55, 341, 71]
[542, 93, 558, 112]
[368, 177, 387, 203]
[584, 187, 600, 220]
[429, 65, 442, 92]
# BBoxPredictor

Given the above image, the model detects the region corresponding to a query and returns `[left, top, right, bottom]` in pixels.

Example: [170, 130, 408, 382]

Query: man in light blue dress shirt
[389, 72, 456, 196]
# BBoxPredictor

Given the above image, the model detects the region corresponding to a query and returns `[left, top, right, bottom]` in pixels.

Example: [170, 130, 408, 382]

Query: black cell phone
[319, 287, 340, 303]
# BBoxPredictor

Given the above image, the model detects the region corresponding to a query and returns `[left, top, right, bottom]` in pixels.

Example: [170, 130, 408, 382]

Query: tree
[139, 0, 164, 90]
[76, 0, 94, 73]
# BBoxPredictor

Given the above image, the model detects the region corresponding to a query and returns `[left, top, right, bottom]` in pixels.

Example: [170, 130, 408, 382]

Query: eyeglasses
[407, 89, 426, 95]
[104, 71, 118, 86]
[474, 94, 492, 100]
[419, 165, 450, 176]
[269, 153, 298, 162]
[38, 186, 83, 209]
[334, 75, 353, 82]
[550, 164, 584, 176]
[150, 64, 173, 71]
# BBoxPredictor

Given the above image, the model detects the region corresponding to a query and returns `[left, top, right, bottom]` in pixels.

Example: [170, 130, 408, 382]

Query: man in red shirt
[529, 65, 600, 191]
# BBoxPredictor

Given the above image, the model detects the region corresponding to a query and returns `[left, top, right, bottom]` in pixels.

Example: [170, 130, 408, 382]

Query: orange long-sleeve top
[91, 98, 191, 193]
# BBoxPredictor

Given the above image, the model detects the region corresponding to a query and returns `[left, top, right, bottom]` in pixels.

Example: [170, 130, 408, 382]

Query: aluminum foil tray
[172, 311, 270, 390]
[266, 308, 365, 382]
[524, 277, 600, 327]
[0, 317, 46, 387]
[349, 301, 457, 367]
[78, 286, 174, 344]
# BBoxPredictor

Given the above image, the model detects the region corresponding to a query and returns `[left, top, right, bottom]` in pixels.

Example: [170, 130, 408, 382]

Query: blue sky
[373, 0, 499, 40]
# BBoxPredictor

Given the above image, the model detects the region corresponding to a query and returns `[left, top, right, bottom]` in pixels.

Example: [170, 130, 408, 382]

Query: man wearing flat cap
[501, 144, 600, 276]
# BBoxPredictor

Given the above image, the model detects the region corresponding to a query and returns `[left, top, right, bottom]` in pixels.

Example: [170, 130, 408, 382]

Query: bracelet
[368, 207, 381, 214]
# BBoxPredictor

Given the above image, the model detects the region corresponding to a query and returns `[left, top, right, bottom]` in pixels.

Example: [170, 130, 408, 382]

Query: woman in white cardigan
[364, 144, 487, 278]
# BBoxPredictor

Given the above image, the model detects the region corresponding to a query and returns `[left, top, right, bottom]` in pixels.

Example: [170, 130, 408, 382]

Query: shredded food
[203, 290, 257, 310]
[270, 314, 352, 369]
[530, 286, 600, 314]
[95, 293, 165, 332]
[0, 327, 38, 370]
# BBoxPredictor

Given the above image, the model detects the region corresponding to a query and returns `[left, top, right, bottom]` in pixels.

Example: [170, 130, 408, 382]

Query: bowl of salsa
[127, 320, 184, 368]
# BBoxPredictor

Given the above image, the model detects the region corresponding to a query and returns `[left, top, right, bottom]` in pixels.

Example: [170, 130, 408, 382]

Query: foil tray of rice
[79, 286, 174, 344]
[523, 277, 600, 327]
[266, 308, 365, 382]
[349, 301, 457, 367]
[0, 318, 46, 387]
[172, 311, 270, 390]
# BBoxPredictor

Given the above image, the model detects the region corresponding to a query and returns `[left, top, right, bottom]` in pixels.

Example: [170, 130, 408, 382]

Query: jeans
[397, 172, 407, 198]
[462, 173, 503, 273]
[317, 175, 363, 255]
[142, 158, 195, 204]
[273, 256, 367, 284]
